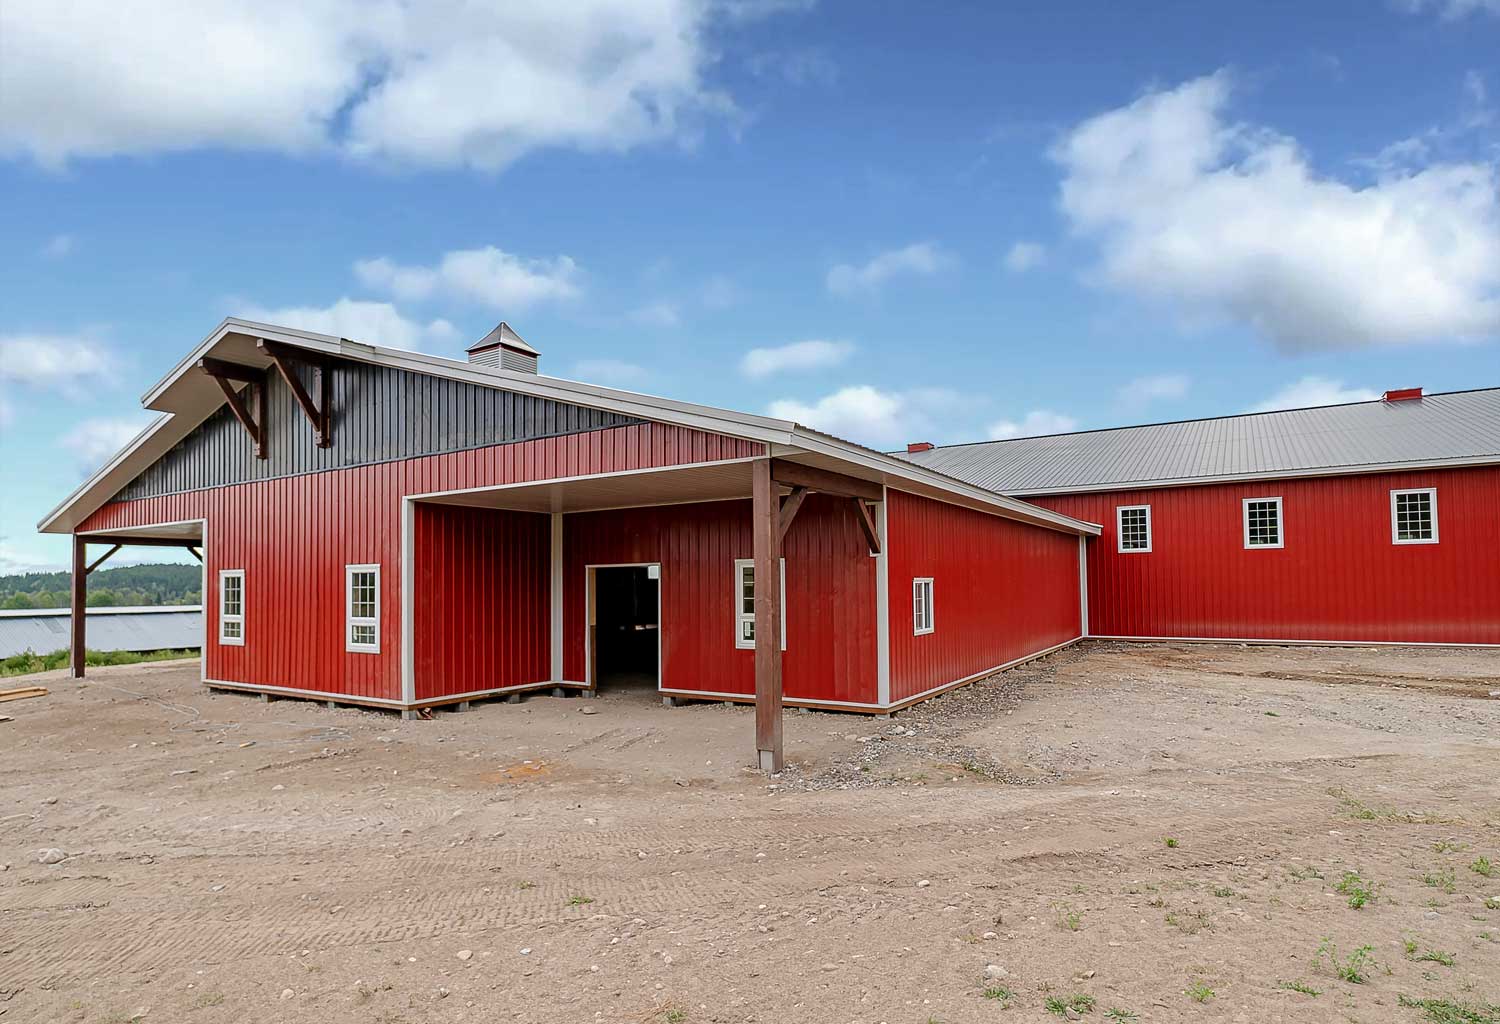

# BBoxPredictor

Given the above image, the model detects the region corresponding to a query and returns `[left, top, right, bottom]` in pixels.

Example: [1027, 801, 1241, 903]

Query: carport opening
[590, 565, 660, 693]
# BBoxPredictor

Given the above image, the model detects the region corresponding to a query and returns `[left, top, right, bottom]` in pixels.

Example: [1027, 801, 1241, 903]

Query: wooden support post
[70, 535, 86, 679]
[752, 458, 784, 772]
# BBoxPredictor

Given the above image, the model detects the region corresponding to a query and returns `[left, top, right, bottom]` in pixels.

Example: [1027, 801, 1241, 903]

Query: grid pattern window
[733, 559, 786, 651]
[1116, 505, 1152, 553]
[346, 564, 380, 653]
[913, 577, 934, 635]
[1391, 488, 1438, 544]
[1242, 497, 1284, 549]
[218, 570, 244, 645]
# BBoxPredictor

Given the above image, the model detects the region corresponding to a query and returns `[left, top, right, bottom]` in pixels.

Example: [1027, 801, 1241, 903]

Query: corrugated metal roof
[0, 606, 202, 659]
[897, 389, 1500, 495]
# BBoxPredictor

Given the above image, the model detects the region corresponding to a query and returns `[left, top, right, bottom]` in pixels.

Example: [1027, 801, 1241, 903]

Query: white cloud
[987, 410, 1078, 440]
[355, 248, 581, 308]
[237, 298, 456, 352]
[740, 339, 853, 378]
[571, 358, 650, 387]
[0, 332, 116, 394]
[39, 233, 74, 259]
[59, 416, 152, 471]
[1054, 71, 1500, 351]
[627, 301, 681, 328]
[1003, 241, 1045, 272]
[766, 384, 971, 447]
[1118, 372, 1190, 408]
[0, 1, 800, 170]
[826, 242, 951, 296]
[0, 538, 59, 575]
[1250, 376, 1379, 413]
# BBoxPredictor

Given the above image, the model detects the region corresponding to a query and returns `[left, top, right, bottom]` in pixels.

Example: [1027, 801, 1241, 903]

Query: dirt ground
[3, 642, 1499, 1024]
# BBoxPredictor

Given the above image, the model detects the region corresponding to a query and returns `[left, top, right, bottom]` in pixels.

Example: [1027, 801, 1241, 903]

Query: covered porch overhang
[70, 520, 206, 679]
[406, 456, 887, 772]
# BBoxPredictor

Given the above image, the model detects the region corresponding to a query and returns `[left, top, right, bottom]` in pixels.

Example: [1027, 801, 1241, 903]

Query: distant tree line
[0, 563, 202, 610]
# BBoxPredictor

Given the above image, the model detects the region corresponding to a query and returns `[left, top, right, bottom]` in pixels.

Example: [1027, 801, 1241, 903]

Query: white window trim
[1116, 504, 1153, 553]
[1390, 487, 1439, 545]
[913, 577, 935, 636]
[733, 558, 786, 651]
[218, 569, 244, 646]
[1242, 496, 1284, 550]
[345, 563, 381, 654]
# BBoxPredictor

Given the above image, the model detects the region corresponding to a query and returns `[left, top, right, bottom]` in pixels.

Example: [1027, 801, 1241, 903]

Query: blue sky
[2, 0, 1498, 572]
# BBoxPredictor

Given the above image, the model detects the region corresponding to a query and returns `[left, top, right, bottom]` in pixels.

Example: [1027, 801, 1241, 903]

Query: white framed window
[733, 558, 786, 650]
[346, 564, 380, 654]
[1116, 505, 1152, 553]
[913, 577, 935, 635]
[218, 569, 244, 645]
[1391, 488, 1438, 544]
[1243, 497, 1284, 549]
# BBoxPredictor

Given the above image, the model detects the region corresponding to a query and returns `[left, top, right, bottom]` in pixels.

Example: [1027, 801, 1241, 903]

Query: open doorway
[587, 564, 660, 693]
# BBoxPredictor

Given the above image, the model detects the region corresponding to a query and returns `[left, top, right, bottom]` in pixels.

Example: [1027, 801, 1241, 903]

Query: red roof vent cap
[1382, 387, 1423, 402]
[907, 441, 935, 453]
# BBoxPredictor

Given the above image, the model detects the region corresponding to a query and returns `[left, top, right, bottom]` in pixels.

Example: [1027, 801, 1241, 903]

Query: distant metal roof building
[897, 388, 1500, 496]
[0, 606, 202, 659]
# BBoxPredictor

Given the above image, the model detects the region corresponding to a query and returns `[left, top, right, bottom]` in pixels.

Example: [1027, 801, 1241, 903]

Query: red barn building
[41, 319, 1499, 768]
[900, 387, 1500, 646]
[40, 319, 1099, 770]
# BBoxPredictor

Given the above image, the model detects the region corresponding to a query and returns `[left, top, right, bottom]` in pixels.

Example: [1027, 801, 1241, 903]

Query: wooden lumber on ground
[0, 686, 49, 704]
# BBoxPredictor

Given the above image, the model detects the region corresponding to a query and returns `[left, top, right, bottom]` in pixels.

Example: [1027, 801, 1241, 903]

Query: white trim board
[1086, 634, 1500, 649]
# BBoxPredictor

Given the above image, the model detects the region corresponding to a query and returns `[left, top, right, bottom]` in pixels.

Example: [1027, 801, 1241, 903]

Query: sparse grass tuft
[1278, 979, 1320, 996]
[1423, 868, 1457, 894]
[1485, 897, 1500, 911]
[983, 985, 1014, 1006]
[1335, 870, 1376, 909]
[1185, 980, 1214, 1003]
[1212, 885, 1234, 898]
[1103, 1010, 1138, 1022]
[1163, 837, 1179, 849]
[189, 992, 225, 1010]
[1287, 864, 1324, 882]
[1165, 908, 1214, 935]
[1471, 857, 1494, 878]
[1056, 906, 1083, 932]
[1044, 994, 1095, 1016]
[1317, 937, 1375, 984]
[1434, 840, 1468, 854]
[566, 895, 594, 906]
[1396, 993, 1500, 1024]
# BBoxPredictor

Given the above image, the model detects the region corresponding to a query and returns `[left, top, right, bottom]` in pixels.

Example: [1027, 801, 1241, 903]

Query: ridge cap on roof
[896, 386, 1499, 456]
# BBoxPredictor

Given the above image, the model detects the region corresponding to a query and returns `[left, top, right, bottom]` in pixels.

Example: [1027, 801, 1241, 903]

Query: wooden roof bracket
[257, 338, 333, 448]
[199, 356, 267, 459]
[770, 458, 884, 554]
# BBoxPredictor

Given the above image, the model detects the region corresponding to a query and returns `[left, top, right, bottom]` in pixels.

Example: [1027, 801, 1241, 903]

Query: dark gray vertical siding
[114, 360, 642, 501]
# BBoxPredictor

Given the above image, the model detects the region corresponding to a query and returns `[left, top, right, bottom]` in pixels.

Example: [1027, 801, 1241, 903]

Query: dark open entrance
[591, 565, 660, 692]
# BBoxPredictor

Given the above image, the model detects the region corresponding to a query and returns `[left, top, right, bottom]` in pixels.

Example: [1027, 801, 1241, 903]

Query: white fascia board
[1002, 453, 1500, 497]
[36, 412, 179, 533]
[788, 429, 1103, 536]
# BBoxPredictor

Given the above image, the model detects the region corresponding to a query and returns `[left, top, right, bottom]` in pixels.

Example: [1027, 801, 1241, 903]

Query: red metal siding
[79, 423, 764, 702]
[563, 494, 879, 704]
[886, 490, 1083, 702]
[412, 504, 550, 700]
[1031, 466, 1500, 644]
